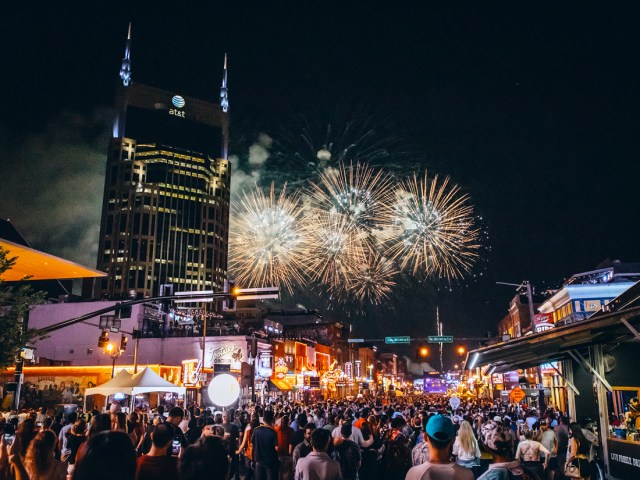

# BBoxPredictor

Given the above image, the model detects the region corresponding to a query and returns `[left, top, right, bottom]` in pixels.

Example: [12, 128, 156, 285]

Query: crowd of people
[0, 396, 598, 480]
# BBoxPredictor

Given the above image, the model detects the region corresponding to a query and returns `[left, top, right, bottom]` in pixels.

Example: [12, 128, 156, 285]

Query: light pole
[496, 281, 536, 337]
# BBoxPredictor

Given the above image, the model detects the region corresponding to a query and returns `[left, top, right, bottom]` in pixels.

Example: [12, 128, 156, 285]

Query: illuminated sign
[534, 313, 555, 333]
[274, 357, 289, 379]
[170, 95, 186, 118]
[207, 374, 240, 407]
[172, 95, 185, 108]
[181, 359, 200, 387]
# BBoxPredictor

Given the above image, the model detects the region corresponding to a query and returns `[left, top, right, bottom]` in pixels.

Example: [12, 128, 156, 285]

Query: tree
[0, 246, 46, 369]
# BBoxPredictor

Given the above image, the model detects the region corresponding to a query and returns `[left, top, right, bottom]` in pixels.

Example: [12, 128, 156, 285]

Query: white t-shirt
[331, 424, 365, 445]
[405, 461, 475, 480]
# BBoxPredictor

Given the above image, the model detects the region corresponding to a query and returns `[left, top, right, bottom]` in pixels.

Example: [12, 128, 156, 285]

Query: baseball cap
[493, 416, 502, 423]
[426, 414, 455, 442]
[392, 411, 403, 419]
[540, 420, 547, 426]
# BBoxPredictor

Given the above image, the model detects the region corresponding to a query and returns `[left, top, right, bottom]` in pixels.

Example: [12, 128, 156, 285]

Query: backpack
[382, 432, 411, 474]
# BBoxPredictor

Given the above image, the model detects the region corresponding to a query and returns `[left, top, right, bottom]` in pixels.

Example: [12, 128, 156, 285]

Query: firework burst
[304, 211, 366, 296]
[229, 183, 309, 293]
[383, 172, 480, 279]
[348, 252, 399, 305]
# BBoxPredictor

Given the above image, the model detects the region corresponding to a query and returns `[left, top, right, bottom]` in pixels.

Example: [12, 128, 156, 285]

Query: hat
[480, 420, 511, 452]
[392, 411, 404, 419]
[493, 416, 502, 423]
[540, 420, 547, 426]
[426, 414, 456, 442]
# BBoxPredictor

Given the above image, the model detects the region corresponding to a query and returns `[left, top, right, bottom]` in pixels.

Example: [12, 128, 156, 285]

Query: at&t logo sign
[170, 95, 186, 118]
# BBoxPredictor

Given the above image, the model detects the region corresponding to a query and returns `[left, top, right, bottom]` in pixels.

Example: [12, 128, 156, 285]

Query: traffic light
[120, 335, 128, 352]
[417, 346, 429, 359]
[98, 330, 109, 348]
[225, 279, 237, 311]
[456, 345, 466, 357]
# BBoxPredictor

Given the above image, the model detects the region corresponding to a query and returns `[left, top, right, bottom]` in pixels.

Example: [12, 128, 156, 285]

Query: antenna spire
[220, 53, 229, 112]
[119, 22, 132, 87]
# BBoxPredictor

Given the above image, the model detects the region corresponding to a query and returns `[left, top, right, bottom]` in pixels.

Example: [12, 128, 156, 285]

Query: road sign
[385, 336, 411, 344]
[428, 335, 453, 343]
[509, 386, 526, 403]
[348, 338, 365, 343]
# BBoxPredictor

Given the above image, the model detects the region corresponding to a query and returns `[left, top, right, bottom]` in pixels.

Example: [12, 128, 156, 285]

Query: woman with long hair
[453, 421, 481, 472]
[23, 430, 67, 480]
[565, 423, 591, 480]
[236, 414, 260, 480]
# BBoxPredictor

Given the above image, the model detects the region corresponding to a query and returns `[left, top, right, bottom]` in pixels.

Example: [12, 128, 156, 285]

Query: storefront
[466, 283, 640, 480]
[1, 364, 181, 411]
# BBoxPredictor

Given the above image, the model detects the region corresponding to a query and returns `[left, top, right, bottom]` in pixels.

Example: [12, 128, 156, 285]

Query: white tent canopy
[84, 369, 134, 397]
[85, 367, 186, 397]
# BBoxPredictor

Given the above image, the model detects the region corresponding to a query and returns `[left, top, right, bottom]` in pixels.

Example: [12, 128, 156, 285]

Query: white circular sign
[449, 396, 461, 409]
[207, 374, 240, 407]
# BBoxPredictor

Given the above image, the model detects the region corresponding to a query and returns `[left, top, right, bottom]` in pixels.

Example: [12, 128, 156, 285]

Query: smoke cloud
[0, 109, 111, 268]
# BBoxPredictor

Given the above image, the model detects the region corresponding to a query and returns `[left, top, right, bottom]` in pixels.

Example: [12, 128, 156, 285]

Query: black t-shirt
[251, 425, 279, 465]
[223, 422, 240, 449]
[290, 429, 305, 450]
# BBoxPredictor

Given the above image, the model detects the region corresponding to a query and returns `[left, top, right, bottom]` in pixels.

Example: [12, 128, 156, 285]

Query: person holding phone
[136, 423, 179, 480]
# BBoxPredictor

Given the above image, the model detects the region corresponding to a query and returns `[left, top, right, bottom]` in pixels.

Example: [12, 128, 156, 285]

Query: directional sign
[428, 335, 453, 343]
[385, 336, 411, 344]
[509, 386, 526, 403]
[348, 338, 365, 343]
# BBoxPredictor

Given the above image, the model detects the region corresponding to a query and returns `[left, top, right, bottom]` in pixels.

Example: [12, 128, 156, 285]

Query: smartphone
[171, 439, 181, 456]
[3, 434, 14, 445]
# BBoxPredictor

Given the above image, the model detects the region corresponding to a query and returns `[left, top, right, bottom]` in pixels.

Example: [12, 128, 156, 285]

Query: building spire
[220, 53, 229, 112]
[119, 23, 132, 87]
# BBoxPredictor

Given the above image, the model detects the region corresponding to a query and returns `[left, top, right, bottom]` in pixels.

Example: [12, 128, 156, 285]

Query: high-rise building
[94, 25, 230, 299]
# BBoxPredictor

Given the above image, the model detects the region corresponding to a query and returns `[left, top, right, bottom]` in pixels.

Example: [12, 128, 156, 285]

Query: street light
[103, 334, 127, 378]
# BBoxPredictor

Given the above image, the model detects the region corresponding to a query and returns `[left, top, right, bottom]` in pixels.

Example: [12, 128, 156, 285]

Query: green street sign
[385, 336, 411, 344]
[428, 335, 453, 343]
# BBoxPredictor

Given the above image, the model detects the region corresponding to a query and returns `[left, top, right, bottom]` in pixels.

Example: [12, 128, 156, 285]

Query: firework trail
[229, 183, 309, 293]
[383, 172, 480, 280]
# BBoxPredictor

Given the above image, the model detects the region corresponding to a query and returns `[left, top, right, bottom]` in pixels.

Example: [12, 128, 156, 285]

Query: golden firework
[229, 183, 309, 293]
[383, 172, 480, 279]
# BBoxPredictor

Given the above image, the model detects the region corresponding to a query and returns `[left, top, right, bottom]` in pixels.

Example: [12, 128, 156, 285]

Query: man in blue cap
[405, 414, 473, 480]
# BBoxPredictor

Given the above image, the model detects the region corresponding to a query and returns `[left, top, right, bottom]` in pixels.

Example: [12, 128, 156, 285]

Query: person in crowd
[276, 414, 294, 480]
[515, 428, 549, 479]
[294, 428, 342, 480]
[381, 414, 411, 480]
[73, 431, 137, 480]
[411, 416, 430, 467]
[292, 423, 317, 468]
[564, 422, 591, 480]
[222, 411, 241, 480]
[554, 416, 570, 478]
[452, 420, 481, 473]
[136, 423, 180, 480]
[477, 420, 523, 480]
[237, 414, 261, 480]
[179, 435, 229, 480]
[128, 411, 146, 447]
[539, 420, 558, 479]
[9, 429, 67, 480]
[335, 423, 361, 480]
[66, 418, 88, 471]
[405, 414, 474, 480]
[252, 410, 280, 480]
[58, 411, 78, 462]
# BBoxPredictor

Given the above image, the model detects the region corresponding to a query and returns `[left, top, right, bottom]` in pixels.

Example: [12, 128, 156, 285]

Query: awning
[268, 378, 293, 391]
[466, 305, 640, 373]
[0, 238, 106, 281]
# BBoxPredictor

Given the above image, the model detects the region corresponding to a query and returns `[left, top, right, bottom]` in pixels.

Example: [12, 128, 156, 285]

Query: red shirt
[136, 454, 179, 480]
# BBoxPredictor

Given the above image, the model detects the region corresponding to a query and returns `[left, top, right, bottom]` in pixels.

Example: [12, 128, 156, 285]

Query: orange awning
[0, 239, 106, 281]
[269, 378, 293, 391]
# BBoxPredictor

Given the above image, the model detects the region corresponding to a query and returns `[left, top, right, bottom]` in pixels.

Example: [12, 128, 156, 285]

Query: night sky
[2, 4, 639, 363]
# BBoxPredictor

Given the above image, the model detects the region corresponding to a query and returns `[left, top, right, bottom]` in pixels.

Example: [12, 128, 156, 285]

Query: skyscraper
[95, 25, 230, 299]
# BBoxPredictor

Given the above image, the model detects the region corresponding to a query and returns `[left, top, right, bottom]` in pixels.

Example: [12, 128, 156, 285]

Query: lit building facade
[95, 28, 230, 299]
